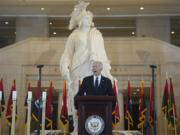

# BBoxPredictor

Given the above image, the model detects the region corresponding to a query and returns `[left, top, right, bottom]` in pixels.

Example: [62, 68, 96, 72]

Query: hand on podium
[68, 115, 74, 132]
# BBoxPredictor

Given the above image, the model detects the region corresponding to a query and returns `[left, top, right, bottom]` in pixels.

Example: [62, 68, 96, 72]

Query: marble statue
[59, 1, 114, 135]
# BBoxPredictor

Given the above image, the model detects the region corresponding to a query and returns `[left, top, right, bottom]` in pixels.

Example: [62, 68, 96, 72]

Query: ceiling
[1, 0, 180, 48]
[1, 0, 180, 17]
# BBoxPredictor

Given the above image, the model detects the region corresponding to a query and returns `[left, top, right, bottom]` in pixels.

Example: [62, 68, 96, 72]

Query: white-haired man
[77, 61, 115, 96]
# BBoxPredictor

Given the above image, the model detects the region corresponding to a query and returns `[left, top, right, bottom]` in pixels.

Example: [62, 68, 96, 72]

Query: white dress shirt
[93, 75, 101, 87]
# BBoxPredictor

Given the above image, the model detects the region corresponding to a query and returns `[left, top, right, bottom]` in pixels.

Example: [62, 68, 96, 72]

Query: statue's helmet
[69, 1, 94, 30]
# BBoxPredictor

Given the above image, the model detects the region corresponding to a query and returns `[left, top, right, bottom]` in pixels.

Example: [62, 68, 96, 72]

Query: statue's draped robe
[60, 27, 113, 135]
[60, 27, 112, 83]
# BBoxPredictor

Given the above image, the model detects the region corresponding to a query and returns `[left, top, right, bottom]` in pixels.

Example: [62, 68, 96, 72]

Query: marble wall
[0, 37, 180, 134]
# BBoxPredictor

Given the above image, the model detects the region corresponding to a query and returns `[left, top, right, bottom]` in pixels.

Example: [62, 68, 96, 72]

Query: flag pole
[169, 76, 177, 135]
[41, 92, 47, 135]
[173, 102, 177, 135]
[172, 85, 177, 135]
[27, 92, 32, 135]
[174, 115, 177, 135]
[50, 124, 52, 135]
[164, 73, 168, 135]
[49, 105, 53, 135]
[0, 98, 2, 135]
[37, 65, 44, 135]
[64, 125, 65, 135]
[11, 91, 17, 135]
[9, 127, 11, 135]
[128, 118, 130, 135]
[150, 65, 157, 135]
[50, 110, 53, 135]
[164, 116, 167, 135]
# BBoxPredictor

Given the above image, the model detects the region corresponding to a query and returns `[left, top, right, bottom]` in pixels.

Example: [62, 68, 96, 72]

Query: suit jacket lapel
[99, 76, 105, 88]
[90, 76, 94, 88]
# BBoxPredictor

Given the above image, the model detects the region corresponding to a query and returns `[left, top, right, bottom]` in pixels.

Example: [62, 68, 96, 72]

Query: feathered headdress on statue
[69, 1, 93, 30]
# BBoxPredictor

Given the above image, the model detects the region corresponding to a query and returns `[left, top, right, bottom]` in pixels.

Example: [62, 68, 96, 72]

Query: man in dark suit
[77, 61, 115, 96]
[70, 61, 115, 133]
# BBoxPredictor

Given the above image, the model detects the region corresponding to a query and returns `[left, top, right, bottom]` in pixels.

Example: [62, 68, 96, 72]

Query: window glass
[171, 17, 180, 47]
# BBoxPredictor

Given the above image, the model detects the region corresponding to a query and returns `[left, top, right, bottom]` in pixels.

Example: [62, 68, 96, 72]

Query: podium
[74, 96, 116, 135]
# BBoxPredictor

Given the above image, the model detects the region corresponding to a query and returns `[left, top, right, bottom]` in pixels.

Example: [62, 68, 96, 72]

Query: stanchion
[37, 65, 44, 135]
[27, 91, 32, 135]
[11, 91, 17, 135]
[41, 92, 47, 135]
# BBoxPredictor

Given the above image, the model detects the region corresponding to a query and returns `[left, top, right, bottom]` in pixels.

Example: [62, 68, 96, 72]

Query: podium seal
[85, 115, 104, 135]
